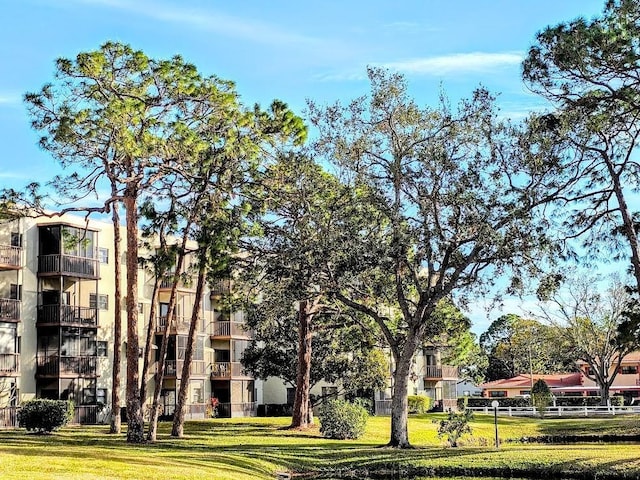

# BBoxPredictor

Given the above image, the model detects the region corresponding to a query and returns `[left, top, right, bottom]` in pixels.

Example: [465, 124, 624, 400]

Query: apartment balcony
[210, 321, 253, 339]
[155, 360, 207, 378]
[159, 273, 195, 292]
[37, 305, 98, 328]
[0, 353, 19, 376]
[0, 245, 21, 270]
[0, 299, 20, 322]
[424, 365, 458, 380]
[210, 362, 252, 380]
[36, 355, 98, 377]
[209, 279, 231, 299]
[38, 254, 99, 279]
[155, 316, 203, 334]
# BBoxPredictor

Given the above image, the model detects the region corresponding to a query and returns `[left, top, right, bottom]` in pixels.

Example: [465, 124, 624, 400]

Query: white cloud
[75, 0, 321, 47]
[379, 52, 524, 76]
[0, 94, 20, 105]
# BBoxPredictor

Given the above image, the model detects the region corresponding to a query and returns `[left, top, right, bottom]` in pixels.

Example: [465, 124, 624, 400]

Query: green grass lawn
[1, 414, 640, 479]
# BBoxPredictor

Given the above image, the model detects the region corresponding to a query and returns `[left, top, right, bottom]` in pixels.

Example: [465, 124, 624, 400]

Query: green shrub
[436, 409, 473, 447]
[319, 399, 368, 440]
[18, 399, 74, 433]
[408, 395, 433, 414]
[532, 379, 552, 418]
[351, 397, 374, 415]
[459, 397, 530, 409]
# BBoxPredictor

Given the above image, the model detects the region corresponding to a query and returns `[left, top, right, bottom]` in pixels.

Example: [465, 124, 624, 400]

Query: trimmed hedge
[408, 395, 433, 414]
[319, 399, 368, 439]
[458, 395, 626, 409]
[458, 397, 530, 409]
[257, 404, 294, 417]
[18, 399, 74, 433]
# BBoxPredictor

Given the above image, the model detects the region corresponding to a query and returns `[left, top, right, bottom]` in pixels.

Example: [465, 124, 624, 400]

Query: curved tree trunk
[148, 245, 189, 442]
[139, 279, 160, 408]
[109, 201, 122, 434]
[172, 263, 206, 437]
[124, 191, 145, 443]
[290, 300, 313, 429]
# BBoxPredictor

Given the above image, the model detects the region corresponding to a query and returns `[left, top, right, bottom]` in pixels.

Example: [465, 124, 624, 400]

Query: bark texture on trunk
[389, 355, 411, 448]
[171, 265, 206, 437]
[109, 201, 122, 434]
[290, 300, 313, 429]
[124, 192, 145, 443]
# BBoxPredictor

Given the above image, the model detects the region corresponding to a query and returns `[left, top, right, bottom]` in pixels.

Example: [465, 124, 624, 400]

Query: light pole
[491, 400, 500, 449]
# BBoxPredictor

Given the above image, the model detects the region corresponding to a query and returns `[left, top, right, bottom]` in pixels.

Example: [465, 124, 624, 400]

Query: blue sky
[0, 0, 609, 332]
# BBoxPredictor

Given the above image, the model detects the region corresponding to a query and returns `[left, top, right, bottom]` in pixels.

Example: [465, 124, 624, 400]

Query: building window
[442, 380, 457, 400]
[286, 387, 296, 405]
[98, 247, 109, 264]
[621, 366, 638, 375]
[89, 294, 108, 310]
[83, 388, 96, 405]
[97, 388, 108, 406]
[97, 341, 108, 357]
[489, 390, 507, 398]
[9, 284, 21, 300]
[138, 302, 144, 314]
[10, 232, 22, 247]
[519, 390, 531, 396]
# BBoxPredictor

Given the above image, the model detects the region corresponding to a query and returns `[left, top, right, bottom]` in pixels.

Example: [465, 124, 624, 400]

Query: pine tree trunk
[124, 191, 145, 443]
[109, 201, 122, 434]
[139, 280, 159, 409]
[148, 247, 188, 442]
[290, 300, 313, 429]
[172, 264, 206, 437]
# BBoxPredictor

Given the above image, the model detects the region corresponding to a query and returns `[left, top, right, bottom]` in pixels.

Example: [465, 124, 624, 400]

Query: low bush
[18, 399, 74, 433]
[408, 395, 433, 414]
[436, 409, 473, 447]
[319, 399, 368, 440]
[459, 397, 530, 409]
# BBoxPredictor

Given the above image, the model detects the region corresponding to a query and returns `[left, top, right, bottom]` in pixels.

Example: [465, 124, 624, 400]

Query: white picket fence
[468, 405, 640, 417]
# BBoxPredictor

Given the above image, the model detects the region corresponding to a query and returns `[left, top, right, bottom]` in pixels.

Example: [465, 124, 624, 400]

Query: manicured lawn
[1, 414, 640, 479]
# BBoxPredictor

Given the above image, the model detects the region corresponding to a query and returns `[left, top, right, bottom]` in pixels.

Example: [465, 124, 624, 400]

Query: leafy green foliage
[319, 399, 368, 440]
[523, 1, 640, 291]
[407, 395, 433, 414]
[309, 67, 566, 447]
[17, 399, 74, 433]
[436, 409, 473, 447]
[480, 314, 572, 382]
[531, 379, 552, 418]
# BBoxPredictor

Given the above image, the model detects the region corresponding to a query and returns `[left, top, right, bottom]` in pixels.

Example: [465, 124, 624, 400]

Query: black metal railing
[0, 299, 20, 321]
[210, 278, 231, 296]
[210, 321, 253, 338]
[37, 305, 98, 327]
[38, 254, 99, 278]
[36, 355, 97, 376]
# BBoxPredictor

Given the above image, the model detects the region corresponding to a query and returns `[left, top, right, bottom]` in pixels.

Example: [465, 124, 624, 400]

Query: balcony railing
[210, 279, 231, 297]
[0, 353, 19, 374]
[38, 254, 99, 278]
[0, 245, 21, 269]
[37, 305, 98, 327]
[159, 273, 194, 290]
[424, 365, 458, 379]
[155, 315, 202, 333]
[36, 355, 97, 376]
[155, 360, 206, 377]
[210, 321, 253, 338]
[210, 362, 249, 379]
[0, 299, 20, 322]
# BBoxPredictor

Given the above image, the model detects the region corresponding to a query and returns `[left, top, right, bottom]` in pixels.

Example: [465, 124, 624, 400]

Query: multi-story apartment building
[0, 214, 259, 422]
[375, 345, 459, 414]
